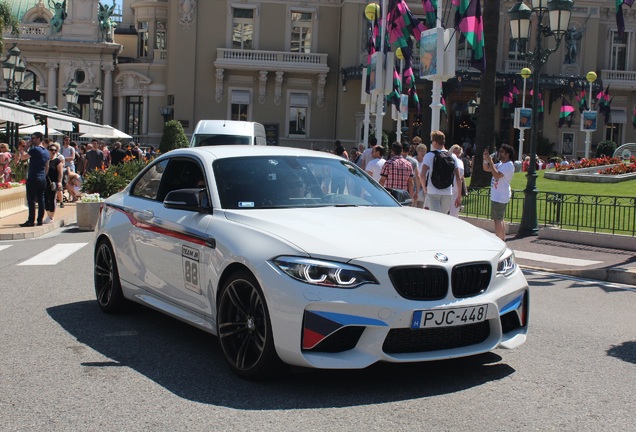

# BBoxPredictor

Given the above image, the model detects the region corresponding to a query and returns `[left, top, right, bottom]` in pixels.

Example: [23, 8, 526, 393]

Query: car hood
[223, 206, 503, 260]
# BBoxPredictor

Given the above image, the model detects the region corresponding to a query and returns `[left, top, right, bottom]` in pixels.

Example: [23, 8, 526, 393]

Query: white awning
[0, 99, 115, 136]
[610, 109, 627, 124]
[48, 118, 74, 131]
[0, 105, 36, 125]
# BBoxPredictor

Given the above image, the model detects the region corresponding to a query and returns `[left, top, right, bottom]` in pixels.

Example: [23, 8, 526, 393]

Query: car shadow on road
[47, 300, 516, 409]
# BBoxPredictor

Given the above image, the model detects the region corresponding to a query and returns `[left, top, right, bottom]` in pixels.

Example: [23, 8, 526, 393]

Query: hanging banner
[581, 110, 597, 132]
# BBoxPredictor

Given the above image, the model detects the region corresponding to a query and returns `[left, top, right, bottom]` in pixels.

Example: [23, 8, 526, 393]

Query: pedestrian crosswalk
[514, 250, 602, 267]
[16, 243, 89, 266]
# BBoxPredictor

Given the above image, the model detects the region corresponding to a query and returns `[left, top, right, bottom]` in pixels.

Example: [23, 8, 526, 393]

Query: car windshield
[193, 134, 251, 146]
[214, 156, 399, 209]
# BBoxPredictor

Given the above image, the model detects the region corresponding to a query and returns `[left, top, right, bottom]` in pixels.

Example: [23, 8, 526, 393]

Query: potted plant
[77, 166, 127, 231]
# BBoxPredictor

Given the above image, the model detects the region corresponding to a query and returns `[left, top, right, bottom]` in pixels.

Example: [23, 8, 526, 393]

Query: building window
[609, 30, 629, 70]
[508, 31, 524, 60]
[290, 11, 312, 53]
[155, 21, 166, 50]
[232, 8, 253, 50]
[288, 92, 309, 137]
[126, 96, 143, 136]
[230, 89, 250, 121]
[19, 71, 40, 103]
[605, 109, 626, 144]
[138, 21, 149, 58]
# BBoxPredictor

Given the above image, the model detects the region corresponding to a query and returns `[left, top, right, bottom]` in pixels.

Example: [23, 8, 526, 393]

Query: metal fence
[462, 188, 636, 236]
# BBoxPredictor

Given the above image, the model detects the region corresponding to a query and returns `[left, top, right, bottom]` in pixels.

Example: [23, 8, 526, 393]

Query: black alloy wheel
[94, 239, 127, 313]
[217, 271, 282, 379]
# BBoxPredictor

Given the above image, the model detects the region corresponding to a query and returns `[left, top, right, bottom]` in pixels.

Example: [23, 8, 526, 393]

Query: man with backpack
[419, 130, 461, 214]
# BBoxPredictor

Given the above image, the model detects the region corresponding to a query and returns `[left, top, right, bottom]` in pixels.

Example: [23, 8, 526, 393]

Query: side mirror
[164, 188, 210, 212]
[387, 188, 413, 206]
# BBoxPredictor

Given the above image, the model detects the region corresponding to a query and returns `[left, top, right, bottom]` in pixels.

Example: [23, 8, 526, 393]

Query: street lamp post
[508, 0, 573, 236]
[517, 67, 532, 161]
[64, 80, 79, 117]
[2, 44, 25, 100]
[93, 89, 103, 124]
[583, 71, 597, 159]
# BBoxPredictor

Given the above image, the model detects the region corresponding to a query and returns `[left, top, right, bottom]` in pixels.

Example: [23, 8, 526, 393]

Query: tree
[0, 1, 20, 54]
[159, 120, 189, 154]
[470, 0, 500, 188]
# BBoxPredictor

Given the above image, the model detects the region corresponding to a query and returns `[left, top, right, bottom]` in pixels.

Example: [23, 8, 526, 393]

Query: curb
[520, 264, 636, 286]
[0, 214, 77, 241]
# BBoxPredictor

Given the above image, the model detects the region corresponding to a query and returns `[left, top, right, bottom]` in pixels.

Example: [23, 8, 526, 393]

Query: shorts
[491, 201, 508, 221]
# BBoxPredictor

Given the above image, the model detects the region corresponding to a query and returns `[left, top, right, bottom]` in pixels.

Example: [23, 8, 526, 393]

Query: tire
[217, 271, 283, 379]
[94, 239, 128, 314]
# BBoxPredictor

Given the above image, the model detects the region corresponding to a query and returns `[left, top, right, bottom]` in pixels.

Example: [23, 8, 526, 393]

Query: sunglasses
[48, 147, 56, 151]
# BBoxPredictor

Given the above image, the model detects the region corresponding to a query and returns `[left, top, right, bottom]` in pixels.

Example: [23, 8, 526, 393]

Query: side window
[157, 158, 206, 202]
[131, 159, 169, 200]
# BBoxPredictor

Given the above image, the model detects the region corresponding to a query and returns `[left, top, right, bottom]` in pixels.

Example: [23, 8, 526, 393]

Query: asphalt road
[1, 228, 635, 431]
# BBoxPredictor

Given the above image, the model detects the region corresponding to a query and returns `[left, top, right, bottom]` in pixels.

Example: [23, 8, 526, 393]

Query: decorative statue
[179, 0, 197, 26]
[98, 1, 117, 41]
[564, 26, 584, 64]
[49, 0, 67, 34]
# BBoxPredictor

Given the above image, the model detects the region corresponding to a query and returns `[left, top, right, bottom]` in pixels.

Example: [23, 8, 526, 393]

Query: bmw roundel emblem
[434, 253, 448, 263]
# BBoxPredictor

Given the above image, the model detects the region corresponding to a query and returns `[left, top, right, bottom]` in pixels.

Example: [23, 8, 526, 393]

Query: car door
[131, 156, 213, 315]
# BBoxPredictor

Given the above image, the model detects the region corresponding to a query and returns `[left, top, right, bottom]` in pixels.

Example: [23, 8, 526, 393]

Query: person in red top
[379, 142, 414, 196]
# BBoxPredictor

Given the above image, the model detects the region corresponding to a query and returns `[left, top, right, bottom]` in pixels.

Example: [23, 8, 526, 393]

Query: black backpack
[462, 156, 472, 178]
[430, 150, 455, 189]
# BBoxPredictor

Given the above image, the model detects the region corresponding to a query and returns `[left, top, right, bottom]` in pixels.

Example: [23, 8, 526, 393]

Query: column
[118, 93, 125, 131]
[46, 62, 58, 107]
[142, 86, 149, 136]
[102, 64, 114, 125]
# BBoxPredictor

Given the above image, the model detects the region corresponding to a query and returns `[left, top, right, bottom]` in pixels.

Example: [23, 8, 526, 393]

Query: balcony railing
[215, 48, 328, 73]
[600, 70, 636, 90]
[2, 23, 49, 38]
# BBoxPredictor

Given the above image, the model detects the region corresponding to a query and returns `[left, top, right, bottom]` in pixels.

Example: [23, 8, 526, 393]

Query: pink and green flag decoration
[502, 83, 513, 110]
[530, 88, 544, 121]
[632, 105, 636, 129]
[559, 98, 575, 128]
[365, 10, 381, 94]
[512, 82, 520, 104]
[385, 3, 423, 114]
[453, 0, 486, 72]
[387, 58, 403, 111]
[597, 85, 612, 123]
[421, 0, 438, 30]
[616, 0, 635, 37]
[387, 0, 425, 48]
[575, 88, 587, 113]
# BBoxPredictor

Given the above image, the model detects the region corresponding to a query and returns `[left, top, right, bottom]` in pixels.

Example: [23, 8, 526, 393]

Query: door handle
[135, 210, 154, 221]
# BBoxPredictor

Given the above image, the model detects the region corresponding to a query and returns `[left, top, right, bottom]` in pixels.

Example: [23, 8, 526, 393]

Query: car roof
[164, 145, 340, 162]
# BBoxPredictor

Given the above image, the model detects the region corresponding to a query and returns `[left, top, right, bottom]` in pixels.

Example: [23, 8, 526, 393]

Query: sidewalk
[0, 201, 78, 240]
[1, 205, 634, 286]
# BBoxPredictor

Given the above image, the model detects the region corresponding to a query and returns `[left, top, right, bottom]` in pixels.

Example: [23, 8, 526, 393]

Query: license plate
[411, 305, 489, 329]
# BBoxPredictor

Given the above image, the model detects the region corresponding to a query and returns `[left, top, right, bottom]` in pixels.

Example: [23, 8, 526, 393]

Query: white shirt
[422, 150, 458, 196]
[366, 158, 386, 182]
[359, 147, 374, 170]
[490, 160, 514, 204]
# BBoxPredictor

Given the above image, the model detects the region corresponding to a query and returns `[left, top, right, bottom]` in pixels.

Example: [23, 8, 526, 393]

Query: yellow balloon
[520, 68, 532, 79]
[395, 48, 404, 60]
[586, 71, 597, 83]
[365, 3, 380, 21]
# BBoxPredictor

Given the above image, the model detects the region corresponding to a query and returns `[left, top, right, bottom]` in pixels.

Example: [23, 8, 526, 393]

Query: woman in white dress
[449, 144, 465, 217]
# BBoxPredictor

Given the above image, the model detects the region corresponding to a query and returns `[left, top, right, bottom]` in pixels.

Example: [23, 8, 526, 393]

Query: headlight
[272, 256, 378, 288]
[497, 248, 517, 277]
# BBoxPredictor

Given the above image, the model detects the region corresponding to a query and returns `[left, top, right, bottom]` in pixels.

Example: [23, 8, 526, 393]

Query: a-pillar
[102, 65, 114, 125]
[46, 62, 58, 107]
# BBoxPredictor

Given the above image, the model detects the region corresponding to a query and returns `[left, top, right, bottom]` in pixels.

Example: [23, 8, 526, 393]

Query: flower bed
[0, 182, 27, 218]
[555, 156, 636, 172]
